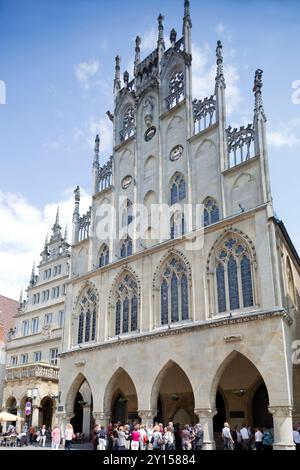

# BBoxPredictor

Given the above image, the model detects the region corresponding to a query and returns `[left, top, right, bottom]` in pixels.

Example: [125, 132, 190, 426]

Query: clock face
[170, 145, 184, 161]
[144, 126, 156, 142]
[121, 175, 133, 190]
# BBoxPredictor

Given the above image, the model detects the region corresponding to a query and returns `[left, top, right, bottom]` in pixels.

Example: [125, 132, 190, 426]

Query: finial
[157, 14, 165, 49]
[55, 206, 60, 226]
[64, 225, 68, 242]
[44, 233, 48, 247]
[215, 40, 226, 88]
[94, 134, 100, 169]
[170, 29, 177, 47]
[74, 185, 80, 204]
[134, 36, 141, 76]
[19, 289, 23, 304]
[183, 0, 192, 27]
[30, 262, 36, 286]
[123, 70, 129, 87]
[114, 55, 121, 94]
[253, 69, 267, 122]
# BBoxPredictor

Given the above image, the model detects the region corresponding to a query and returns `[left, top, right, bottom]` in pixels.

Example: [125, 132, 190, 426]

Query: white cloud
[74, 60, 100, 90]
[267, 119, 300, 147]
[214, 23, 233, 43]
[192, 43, 242, 116]
[73, 115, 113, 162]
[0, 190, 91, 300]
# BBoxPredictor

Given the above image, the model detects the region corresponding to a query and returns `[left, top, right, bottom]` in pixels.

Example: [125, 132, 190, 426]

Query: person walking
[51, 425, 61, 450]
[98, 426, 107, 450]
[39, 425, 47, 448]
[293, 425, 300, 450]
[262, 425, 273, 451]
[193, 424, 204, 450]
[222, 422, 234, 450]
[254, 427, 263, 450]
[240, 424, 251, 450]
[130, 425, 140, 450]
[64, 423, 74, 450]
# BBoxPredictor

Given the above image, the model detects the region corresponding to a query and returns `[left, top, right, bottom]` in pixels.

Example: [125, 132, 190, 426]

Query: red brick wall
[0, 295, 18, 344]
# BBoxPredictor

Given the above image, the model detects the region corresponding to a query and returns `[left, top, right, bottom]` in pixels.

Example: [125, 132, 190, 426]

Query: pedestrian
[293, 425, 300, 450]
[131, 425, 140, 450]
[254, 427, 263, 450]
[193, 424, 204, 450]
[51, 425, 61, 450]
[222, 422, 234, 450]
[29, 425, 35, 444]
[64, 423, 74, 450]
[262, 425, 273, 451]
[240, 424, 251, 450]
[98, 426, 107, 450]
[39, 424, 47, 447]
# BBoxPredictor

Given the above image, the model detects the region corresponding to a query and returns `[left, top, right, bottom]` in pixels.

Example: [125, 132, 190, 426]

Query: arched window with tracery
[170, 173, 186, 205]
[77, 287, 97, 345]
[203, 197, 220, 227]
[170, 211, 185, 239]
[98, 244, 110, 268]
[166, 70, 184, 110]
[120, 106, 135, 142]
[160, 257, 189, 325]
[215, 238, 254, 313]
[114, 273, 139, 335]
[120, 236, 133, 259]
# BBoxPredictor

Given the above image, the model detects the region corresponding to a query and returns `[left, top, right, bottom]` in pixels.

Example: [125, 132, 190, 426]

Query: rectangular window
[36, 293, 40, 304]
[33, 351, 42, 362]
[58, 265, 62, 275]
[10, 356, 17, 366]
[22, 320, 29, 336]
[49, 348, 58, 366]
[21, 354, 28, 365]
[31, 317, 39, 334]
[33, 294, 36, 305]
[45, 313, 53, 325]
[53, 266, 57, 276]
[58, 310, 64, 328]
[46, 290, 50, 301]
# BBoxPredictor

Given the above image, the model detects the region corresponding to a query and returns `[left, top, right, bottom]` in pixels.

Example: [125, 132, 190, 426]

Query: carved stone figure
[143, 97, 154, 127]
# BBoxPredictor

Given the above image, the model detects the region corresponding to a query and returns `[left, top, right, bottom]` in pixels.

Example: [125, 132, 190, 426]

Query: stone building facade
[1, 211, 70, 431]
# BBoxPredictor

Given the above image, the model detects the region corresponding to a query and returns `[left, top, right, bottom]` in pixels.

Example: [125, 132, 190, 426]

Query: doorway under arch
[104, 368, 139, 425]
[39, 396, 53, 429]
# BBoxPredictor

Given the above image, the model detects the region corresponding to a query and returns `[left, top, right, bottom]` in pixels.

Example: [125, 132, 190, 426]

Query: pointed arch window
[215, 238, 254, 313]
[170, 173, 186, 205]
[171, 212, 185, 239]
[120, 236, 133, 258]
[76, 287, 98, 345]
[203, 197, 220, 227]
[99, 244, 110, 268]
[160, 257, 190, 325]
[114, 274, 139, 335]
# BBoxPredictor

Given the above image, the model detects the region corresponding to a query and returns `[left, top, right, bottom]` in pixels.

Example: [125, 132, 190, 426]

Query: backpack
[262, 430, 273, 446]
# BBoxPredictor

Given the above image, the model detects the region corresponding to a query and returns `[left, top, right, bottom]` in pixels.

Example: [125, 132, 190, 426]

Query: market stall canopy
[0, 411, 24, 422]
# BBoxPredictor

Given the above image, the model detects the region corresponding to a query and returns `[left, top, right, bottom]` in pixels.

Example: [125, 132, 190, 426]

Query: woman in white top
[254, 427, 263, 450]
[64, 423, 74, 450]
[39, 425, 47, 448]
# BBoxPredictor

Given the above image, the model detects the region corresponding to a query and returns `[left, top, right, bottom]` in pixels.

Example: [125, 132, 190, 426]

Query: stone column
[138, 410, 157, 427]
[194, 408, 217, 450]
[93, 412, 111, 428]
[82, 405, 91, 438]
[16, 407, 23, 433]
[268, 406, 295, 450]
[31, 405, 40, 428]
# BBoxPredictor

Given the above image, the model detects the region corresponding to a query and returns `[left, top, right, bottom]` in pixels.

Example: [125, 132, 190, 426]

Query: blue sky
[0, 0, 299, 298]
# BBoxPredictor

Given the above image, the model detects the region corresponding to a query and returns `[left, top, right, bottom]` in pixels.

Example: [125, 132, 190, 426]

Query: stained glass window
[78, 311, 84, 344]
[99, 244, 109, 268]
[216, 238, 254, 314]
[123, 298, 129, 334]
[203, 197, 220, 227]
[77, 287, 98, 345]
[115, 300, 121, 335]
[131, 296, 138, 332]
[216, 263, 226, 313]
[121, 237, 133, 258]
[160, 257, 189, 325]
[241, 256, 253, 308]
[170, 173, 186, 205]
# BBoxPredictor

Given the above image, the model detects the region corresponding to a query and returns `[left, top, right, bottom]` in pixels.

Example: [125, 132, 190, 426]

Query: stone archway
[212, 352, 272, 431]
[65, 374, 93, 440]
[39, 396, 54, 429]
[151, 361, 196, 427]
[104, 368, 138, 425]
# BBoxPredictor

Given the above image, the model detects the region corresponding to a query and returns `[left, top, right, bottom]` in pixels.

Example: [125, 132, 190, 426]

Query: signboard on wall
[25, 401, 32, 416]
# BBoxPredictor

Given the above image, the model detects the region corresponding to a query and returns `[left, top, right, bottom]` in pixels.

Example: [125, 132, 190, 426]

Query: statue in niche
[143, 97, 154, 127]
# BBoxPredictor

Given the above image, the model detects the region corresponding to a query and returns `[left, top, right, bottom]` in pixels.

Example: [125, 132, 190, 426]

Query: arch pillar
[268, 406, 295, 450]
[194, 408, 217, 450]
[16, 407, 23, 433]
[32, 405, 39, 427]
[138, 410, 157, 427]
[94, 412, 111, 427]
[82, 404, 92, 438]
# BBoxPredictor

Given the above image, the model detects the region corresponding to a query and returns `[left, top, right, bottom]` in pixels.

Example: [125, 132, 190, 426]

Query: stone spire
[183, 0, 192, 53]
[114, 55, 121, 96]
[94, 135, 100, 168]
[215, 40, 226, 89]
[134, 36, 141, 77]
[51, 206, 62, 242]
[72, 186, 80, 244]
[157, 14, 165, 49]
[253, 69, 267, 122]
[41, 233, 50, 261]
[19, 289, 23, 305]
[123, 70, 129, 88]
[64, 225, 68, 243]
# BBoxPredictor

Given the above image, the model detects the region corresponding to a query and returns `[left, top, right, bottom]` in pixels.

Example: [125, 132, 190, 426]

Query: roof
[274, 218, 300, 269]
[0, 295, 18, 343]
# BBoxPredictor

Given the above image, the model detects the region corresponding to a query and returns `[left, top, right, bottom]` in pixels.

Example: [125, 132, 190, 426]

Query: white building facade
[2, 211, 70, 431]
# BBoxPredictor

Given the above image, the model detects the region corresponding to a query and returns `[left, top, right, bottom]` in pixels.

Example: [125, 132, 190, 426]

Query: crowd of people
[221, 422, 300, 451]
[91, 422, 204, 451]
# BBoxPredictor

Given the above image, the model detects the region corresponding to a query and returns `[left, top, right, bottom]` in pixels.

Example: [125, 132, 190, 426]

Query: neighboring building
[2, 210, 70, 431]
[0, 295, 18, 414]
[55, 1, 300, 450]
